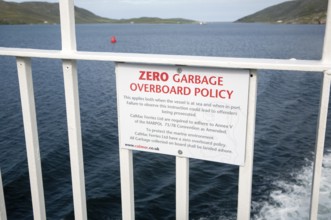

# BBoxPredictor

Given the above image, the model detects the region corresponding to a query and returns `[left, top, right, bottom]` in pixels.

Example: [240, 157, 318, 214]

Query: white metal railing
[0, 0, 330, 219]
[0, 170, 6, 219]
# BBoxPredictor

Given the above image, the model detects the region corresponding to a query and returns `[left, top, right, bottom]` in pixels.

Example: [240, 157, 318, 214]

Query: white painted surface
[237, 70, 257, 220]
[322, 0, 331, 63]
[119, 149, 135, 220]
[309, 71, 331, 219]
[62, 60, 87, 220]
[176, 157, 189, 220]
[0, 170, 7, 220]
[0, 48, 329, 72]
[16, 57, 46, 220]
[59, 0, 76, 51]
[116, 63, 250, 165]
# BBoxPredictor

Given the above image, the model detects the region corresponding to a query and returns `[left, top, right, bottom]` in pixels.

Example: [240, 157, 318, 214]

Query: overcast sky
[9, 0, 288, 22]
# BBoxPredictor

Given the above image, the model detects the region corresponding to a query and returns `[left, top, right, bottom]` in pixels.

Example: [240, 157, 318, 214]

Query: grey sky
[8, 0, 288, 22]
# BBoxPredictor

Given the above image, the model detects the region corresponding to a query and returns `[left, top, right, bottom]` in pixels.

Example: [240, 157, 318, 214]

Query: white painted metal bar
[310, 1, 331, 216]
[59, 0, 76, 51]
[176, 156, 189, 220]
[16, 57, 46, 220]
[119, 148, 135, 220]
[309, 70, 331, 220]
[0, 48, 330, 72]
[0, 170, 7, 220]
[237, 70, 257, 220]
[59, 1, 87, 219]
[62, 60, 87, 220]
[322, 0, 331, 62]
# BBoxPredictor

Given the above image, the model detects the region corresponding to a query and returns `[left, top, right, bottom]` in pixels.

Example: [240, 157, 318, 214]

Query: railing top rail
[0, 47, 329, 72]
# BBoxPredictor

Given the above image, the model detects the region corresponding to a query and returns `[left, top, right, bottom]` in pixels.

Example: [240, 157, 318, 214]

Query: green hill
[237, 0, 328, 24]
[0, 0, 197, 24]
[0, 0, 116, 24]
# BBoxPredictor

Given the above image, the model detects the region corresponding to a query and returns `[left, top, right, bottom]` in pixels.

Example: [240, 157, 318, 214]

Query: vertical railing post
[309, 0, 331, 218]
[309, 70, 331, 219]
[62, 60, 87, 220]
[119, 149, 135, 220]
[59, 0, 87, 219]
[176, 157, 189, 220]
[322, 0, 331, 63]
[0, 170, 7, 220]
[237, 70, 257, 220]
[59, 0, 76, 51]
[16, 57, 46, 220]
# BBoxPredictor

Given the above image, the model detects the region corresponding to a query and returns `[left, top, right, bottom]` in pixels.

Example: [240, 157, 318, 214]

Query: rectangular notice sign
[116, 63, 250, 166]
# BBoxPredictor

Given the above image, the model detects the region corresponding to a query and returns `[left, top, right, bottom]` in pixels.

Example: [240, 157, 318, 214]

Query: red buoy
[110, 36, 117, 44]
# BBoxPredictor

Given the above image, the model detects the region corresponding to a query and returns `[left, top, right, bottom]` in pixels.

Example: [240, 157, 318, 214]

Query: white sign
[116, 63, 250, 166]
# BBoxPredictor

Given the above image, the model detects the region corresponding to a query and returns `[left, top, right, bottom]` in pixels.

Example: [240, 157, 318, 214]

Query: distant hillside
[237, 0, 328, 24]
[0, 0, 197, 24]
[114, 17, 197, 24]
[0, 0, 115, 24]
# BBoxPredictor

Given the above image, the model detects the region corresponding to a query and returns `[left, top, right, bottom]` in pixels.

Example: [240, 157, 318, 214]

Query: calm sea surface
[0, 23, 330, 219]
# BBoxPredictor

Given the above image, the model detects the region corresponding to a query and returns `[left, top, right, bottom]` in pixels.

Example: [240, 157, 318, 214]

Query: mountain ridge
[237, 0, 328, 24]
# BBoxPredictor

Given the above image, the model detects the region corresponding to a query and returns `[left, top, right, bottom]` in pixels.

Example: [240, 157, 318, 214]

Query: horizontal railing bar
[0, 47, 329, 72]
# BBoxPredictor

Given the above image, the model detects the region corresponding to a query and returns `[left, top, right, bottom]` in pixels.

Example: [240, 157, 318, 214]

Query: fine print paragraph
[124, 94, 242, 155]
